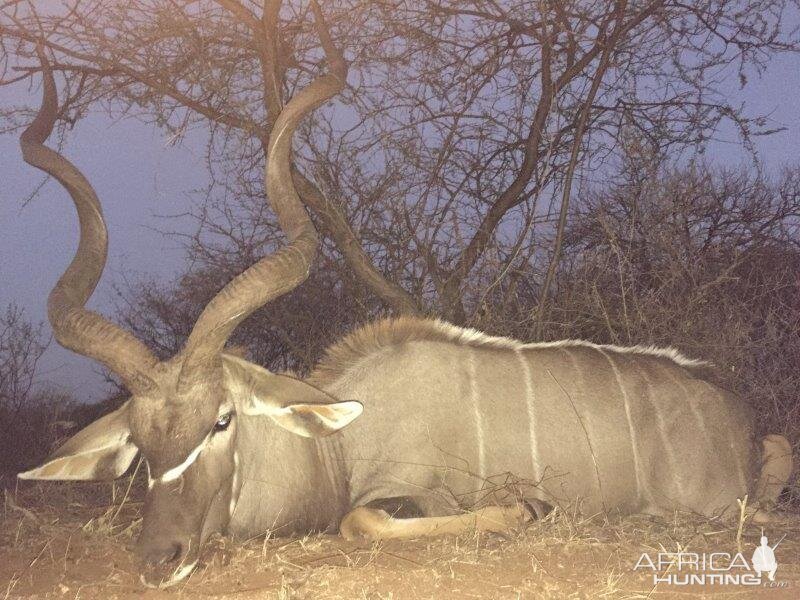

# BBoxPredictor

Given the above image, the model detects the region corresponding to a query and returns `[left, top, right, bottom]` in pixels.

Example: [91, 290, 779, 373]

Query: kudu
[17, 37, 792, 590]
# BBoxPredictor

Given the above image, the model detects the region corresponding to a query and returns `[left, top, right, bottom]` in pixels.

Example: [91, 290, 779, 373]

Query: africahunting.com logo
[633, 532, 788, 588]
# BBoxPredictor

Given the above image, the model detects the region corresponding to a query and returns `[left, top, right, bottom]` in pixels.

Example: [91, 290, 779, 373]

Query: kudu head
[17, 28, 357, 587]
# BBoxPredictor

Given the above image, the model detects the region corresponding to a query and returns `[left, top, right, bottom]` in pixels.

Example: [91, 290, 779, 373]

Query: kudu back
[17, 36, 792, 590]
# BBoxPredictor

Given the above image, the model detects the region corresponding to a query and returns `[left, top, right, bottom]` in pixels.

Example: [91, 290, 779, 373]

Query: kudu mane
[309, 316, 705, 387]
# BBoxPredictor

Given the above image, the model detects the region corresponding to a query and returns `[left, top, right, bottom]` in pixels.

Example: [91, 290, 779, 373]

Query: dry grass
[1, 476, 798, 599]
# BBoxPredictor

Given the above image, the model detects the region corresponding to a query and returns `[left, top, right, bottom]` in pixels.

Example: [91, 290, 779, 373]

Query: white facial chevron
[159, 434, 212, 483]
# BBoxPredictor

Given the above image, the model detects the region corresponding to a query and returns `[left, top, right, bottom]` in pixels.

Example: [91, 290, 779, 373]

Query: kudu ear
[17, 402, 138, 481]
[221, 354, 363, 437]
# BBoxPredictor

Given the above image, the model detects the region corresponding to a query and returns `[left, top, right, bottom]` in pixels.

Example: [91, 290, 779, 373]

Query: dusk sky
[1, 51, 799, 403]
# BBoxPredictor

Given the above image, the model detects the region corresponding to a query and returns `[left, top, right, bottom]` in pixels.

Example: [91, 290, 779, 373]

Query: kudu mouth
[137, 533, 201, 588]
[138, 543, 198, 588]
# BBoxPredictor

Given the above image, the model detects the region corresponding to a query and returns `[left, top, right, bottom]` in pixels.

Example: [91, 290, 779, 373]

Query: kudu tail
[755, 434, 793, 508]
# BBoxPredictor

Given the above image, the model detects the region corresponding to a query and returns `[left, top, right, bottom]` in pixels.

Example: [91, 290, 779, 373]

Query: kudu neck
[227, 414, 348, 539]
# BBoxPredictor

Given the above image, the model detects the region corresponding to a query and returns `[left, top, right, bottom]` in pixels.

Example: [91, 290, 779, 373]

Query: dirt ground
[1, 478, 798, 599]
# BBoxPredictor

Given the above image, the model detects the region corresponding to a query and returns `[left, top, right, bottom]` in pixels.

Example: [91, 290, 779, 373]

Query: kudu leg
[339, 503, 532, 542]
[755, 434, 793, 504]
[749, 434, 793, 523]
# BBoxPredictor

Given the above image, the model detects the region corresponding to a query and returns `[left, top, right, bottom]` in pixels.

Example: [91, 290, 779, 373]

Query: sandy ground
[1, 478, 798, 599]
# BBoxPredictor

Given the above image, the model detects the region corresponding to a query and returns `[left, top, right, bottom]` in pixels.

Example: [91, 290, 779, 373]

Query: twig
[735, 494, 747, 554]
[109, 456, 143, 528]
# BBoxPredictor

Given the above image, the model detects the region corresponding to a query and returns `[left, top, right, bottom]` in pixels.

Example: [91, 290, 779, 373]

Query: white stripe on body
[467, 348, 486, 478]
[597, 348, 644, 504]
[515, 349, 541, 481]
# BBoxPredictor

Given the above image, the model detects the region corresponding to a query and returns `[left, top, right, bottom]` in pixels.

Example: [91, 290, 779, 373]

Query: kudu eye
[213, 412, 233, 433]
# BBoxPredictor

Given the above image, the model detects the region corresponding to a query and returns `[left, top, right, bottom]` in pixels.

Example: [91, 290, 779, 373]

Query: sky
[1, 51, 799, 403]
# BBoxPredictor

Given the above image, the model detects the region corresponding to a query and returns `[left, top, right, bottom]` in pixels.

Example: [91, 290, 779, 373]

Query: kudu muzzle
[135, 479, 194, 585]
